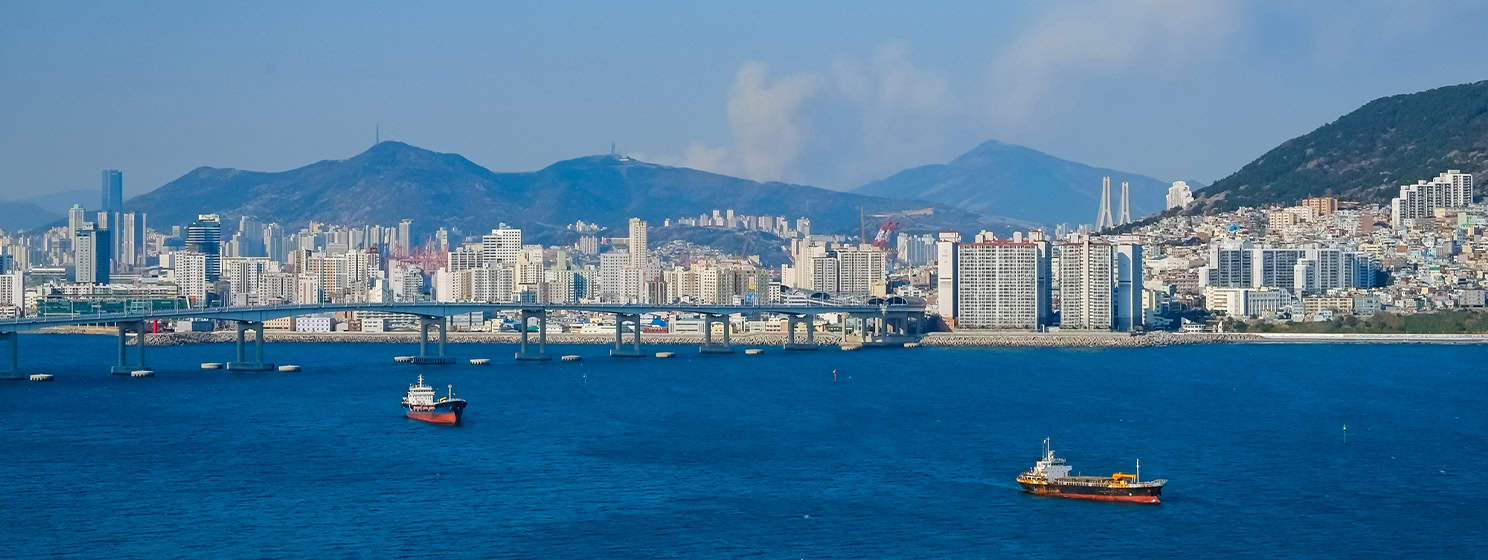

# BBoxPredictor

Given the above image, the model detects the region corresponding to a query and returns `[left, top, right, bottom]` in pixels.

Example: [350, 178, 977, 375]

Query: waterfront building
[0, 271, 23, 318]
[955, 241, 1046, 329]
[1113, 240, 1144, 331]
[1204, 287, 1289, 318]
[935, 232, 962, 319]
[1058, 236, 1113, 330]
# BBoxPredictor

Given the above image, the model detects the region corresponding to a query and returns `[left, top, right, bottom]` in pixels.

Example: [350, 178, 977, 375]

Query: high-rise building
[397, 219, 413, 256]
[834, 245, 888, 297]
[795, 217, 811, 238]
[447, 245, 482, 272]
[1166, 181, 1195, 210]
[1058, 236, 1113, 330]
[264, 223, 286, 262]
[628, 218, 648, 269]
[121, 212, 146, 269]
[1390, 170, 1473, 227]
[0, 270, 23, 318]
[74, 223, 111, 284]
[935, 232, 961, 319]
[1113, 241, 1144, 331]
[67, 205, 86, 244]
[100, 170, 123, 213]
[186, 214, 223, 281]
[956, 241, 1047, 329]
[480, 227, 522, 266]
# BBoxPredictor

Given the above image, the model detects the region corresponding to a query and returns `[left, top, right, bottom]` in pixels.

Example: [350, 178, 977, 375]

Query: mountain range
[1190, 80, 1488, 213]
[122, 142, 1016, 241]
[855, 140, 1175, 226]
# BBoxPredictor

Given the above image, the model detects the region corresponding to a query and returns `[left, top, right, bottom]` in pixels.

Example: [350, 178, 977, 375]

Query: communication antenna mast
[376, 123, 381, 145]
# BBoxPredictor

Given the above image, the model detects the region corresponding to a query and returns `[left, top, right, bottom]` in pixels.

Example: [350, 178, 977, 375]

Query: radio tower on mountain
[1118, 181, 1131, 225]
[1096, 176, 1115, 230]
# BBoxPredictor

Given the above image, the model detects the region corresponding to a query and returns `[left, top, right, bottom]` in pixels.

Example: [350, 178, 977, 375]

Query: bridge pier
[784, 314, 818, 351]
[227, 321, 275, 372]
[109, 320, 149, 375]
[413, 316, 453, 365]
[610, 313, 644, 357]
[516, 309, 551, 361]
[1, 331, 18, 380]
[700, 314, 734, 354]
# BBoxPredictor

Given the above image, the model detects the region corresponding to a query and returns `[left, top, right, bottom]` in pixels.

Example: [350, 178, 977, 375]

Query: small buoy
[655, 351, 675, 358]
[561, 355, 583, 362]
[28, 373, 53, 382]
[744, 348, 763, 355]
[129, 370, 154, 378]
[469, 358, 491, 366]
[277, 365, 301, 372]
[200, 362, 222, 369]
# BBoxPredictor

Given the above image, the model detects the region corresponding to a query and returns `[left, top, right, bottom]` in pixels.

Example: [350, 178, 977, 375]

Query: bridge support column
[700, 314, 734, 354]
[0, 331, 18, 380]
[610, 313, 644, 357]
[110, 320, 149, 375]
[516, 309, 551, 361]
[413, 316, 453, 365]
[227, 321, 274, 372]
[784, 314, 818, 351]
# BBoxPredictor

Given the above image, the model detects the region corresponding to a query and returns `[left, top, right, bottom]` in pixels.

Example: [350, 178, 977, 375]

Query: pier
[0, 301, 924, 376]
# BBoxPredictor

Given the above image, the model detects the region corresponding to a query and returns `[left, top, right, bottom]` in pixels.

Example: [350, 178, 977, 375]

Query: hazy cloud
[984, 0, 1242, 129]
[676, 62, 821, 181]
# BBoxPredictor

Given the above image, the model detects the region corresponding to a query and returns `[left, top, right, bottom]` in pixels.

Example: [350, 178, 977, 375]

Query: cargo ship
[402, 375, 467, 425]
[1016, 438, 1166, 504]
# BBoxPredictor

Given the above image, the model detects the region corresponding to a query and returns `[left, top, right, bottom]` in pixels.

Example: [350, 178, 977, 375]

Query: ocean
[1, 335, 1484, 558]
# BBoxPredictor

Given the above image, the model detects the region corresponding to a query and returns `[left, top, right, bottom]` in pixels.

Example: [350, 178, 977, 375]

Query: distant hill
[0, 200, 61, 233]
[124, 142, 1019, 241]
[1190, 80, 1488, 213]
[23, 189, 95, 215]
[854, 140, 1172, 226]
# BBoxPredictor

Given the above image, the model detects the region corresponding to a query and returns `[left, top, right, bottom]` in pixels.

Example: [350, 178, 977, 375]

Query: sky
[3, 0, 1488, 202]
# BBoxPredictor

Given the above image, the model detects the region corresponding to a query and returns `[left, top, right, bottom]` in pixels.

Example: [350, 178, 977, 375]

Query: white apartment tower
[935, 232, 962, 319]
[1166, 181, 1195, 210]
[956, 241, 1046, 329]
[480, 227, 522, 266]
[1390, 170, 1473, 227]
[1058, 237, 1114, 330]
[628, 218, 648, 269]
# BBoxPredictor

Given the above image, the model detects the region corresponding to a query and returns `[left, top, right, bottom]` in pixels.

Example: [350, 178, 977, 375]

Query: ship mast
[1136, 458, 1140, 483]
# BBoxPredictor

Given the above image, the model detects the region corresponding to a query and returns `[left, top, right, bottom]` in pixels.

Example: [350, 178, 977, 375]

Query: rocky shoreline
[916, 331, 1261, 347]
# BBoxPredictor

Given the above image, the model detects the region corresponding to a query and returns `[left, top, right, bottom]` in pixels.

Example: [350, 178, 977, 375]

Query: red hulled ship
[402, 375, 467, 425]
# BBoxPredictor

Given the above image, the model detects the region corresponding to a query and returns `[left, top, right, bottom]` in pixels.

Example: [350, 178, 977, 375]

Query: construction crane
[871, 220, 899, 250]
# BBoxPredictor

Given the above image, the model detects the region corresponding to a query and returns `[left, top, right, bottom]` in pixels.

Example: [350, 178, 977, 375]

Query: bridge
[0, 301, 927, 379]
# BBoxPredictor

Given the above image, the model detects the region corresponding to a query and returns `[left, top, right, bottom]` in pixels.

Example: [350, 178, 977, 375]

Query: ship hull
[1019, 482, 1163, 504]
[404, 399, 466, 425]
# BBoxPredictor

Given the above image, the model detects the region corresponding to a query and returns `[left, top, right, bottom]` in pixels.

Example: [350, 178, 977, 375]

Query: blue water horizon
[2, 335, 1483, 558]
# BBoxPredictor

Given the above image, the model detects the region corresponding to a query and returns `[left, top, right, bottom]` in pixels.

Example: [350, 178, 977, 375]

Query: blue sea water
[1, 335, 1485, 558]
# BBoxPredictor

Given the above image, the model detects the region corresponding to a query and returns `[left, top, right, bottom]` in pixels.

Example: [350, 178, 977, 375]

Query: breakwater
[917, 331, 1260, 347]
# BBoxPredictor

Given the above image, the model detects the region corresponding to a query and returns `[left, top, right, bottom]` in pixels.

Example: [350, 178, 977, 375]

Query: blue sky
[3, 1, 1487, 200]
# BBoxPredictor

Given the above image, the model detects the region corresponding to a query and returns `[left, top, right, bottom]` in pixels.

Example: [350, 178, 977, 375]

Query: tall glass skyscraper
[101, 170, 124, 213]
[186, 214, 223, 282]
